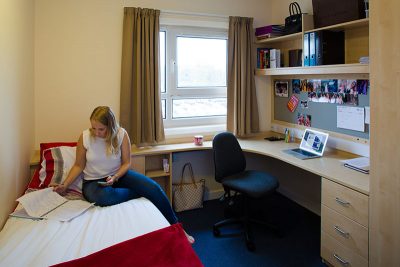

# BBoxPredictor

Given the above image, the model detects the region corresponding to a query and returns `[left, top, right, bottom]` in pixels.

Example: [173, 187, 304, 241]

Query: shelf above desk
[255, 63, 369, 76]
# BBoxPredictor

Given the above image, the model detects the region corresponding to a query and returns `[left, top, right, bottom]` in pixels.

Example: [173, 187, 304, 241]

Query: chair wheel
[246, 240, 255, 251]
[213, 226, 221, 236]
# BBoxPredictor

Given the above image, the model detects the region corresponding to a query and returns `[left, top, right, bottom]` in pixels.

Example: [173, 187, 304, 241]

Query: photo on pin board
[357, 80, 368, 95]
[292, 79, 301, 94]
[306, 80, 314, 92]
[274, 80, 289, 97]
[321, 79, 338, 93]
[300, 100, 308, 108]
[300, 79, 308, 92]
[338, 79, 347, 93]
[311, 79, 321, 92]
[346, 79, 357, 94]
[297, 113, 312, 127]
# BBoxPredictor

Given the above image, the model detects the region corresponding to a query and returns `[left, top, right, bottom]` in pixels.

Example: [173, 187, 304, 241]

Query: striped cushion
[38, 146, 83, 195]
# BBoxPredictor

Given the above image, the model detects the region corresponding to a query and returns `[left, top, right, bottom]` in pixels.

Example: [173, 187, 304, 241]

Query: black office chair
[212, 132, 279, 251]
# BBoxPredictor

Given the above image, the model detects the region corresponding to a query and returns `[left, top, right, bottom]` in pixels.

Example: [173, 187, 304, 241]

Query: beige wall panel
[369, 0, 400, 266]
[0, 0, 35, 227]
[345, 27, 369, 64]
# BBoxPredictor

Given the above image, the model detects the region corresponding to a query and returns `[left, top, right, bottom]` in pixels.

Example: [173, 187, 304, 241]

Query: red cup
[194, 135, 203, 146]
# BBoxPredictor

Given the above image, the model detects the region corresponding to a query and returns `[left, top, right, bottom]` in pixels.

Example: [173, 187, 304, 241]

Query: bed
[0, 143, 203, 267]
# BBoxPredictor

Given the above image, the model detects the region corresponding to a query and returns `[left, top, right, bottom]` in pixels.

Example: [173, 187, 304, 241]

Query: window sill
[164, 124, 226, 143]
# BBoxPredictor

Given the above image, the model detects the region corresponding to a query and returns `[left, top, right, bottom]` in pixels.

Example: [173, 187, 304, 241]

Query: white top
[82, 127, 126, 180]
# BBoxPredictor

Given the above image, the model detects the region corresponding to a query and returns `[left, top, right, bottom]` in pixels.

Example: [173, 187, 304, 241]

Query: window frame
[160, 25, 228, 129]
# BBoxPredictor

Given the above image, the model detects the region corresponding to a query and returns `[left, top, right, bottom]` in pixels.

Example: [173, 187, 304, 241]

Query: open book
[10, 188, 94, 221]
[341, 157, 370, 174]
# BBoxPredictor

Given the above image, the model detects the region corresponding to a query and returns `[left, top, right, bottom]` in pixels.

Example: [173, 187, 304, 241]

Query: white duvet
[0, 198, 169, 267]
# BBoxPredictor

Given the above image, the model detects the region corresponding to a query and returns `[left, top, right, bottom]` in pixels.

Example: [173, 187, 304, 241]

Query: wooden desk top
[31, 136, 369, 195]
[131, 137, 369, 195]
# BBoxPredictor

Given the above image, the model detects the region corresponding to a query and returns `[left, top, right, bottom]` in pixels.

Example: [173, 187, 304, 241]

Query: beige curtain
[120, 7, 165, 146]
[227, 16, 259, 136]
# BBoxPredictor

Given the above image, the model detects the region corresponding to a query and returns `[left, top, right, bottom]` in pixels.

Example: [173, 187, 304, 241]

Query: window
[160, 26, 227, 130]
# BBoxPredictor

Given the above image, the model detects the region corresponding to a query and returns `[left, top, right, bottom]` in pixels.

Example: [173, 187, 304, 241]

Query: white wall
[34, 0, 283, 146]
[0, 0, 35, 227]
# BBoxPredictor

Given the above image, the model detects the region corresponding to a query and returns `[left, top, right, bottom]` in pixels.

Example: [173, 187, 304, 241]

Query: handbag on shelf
[285, 2, 302, 35]
[172, 162, 205, 212]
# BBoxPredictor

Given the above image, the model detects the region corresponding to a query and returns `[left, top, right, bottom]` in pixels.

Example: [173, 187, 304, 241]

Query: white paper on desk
[341, 157, 370, 173]
[17, 188, 67, 217]
[341, 157, 370, 169]
[337, 106, 365, 132]
[365, 106, 370, 124]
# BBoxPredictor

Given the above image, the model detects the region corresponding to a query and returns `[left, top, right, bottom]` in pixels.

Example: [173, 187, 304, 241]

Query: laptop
[283, 129, 329, 160]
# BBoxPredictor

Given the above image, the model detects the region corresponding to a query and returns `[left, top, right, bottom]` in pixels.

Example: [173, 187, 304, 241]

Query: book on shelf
[10, 188, 94, 221]
[257, 48, 270, 69]
[255, 24, 285, 38]
[270, 49, 281, 68]
[341, 157, 370, 174]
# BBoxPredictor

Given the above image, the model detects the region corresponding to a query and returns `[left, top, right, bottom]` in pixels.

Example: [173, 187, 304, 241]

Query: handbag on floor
[172, 162, 205, 212]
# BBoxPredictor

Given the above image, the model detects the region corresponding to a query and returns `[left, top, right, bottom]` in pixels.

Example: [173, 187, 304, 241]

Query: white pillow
[39, 146, 83, 194]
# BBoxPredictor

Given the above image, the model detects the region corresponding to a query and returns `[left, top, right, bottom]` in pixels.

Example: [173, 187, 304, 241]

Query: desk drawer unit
[321, 232, 368, 267]
[321, 178, 369, 267]
[322, 178, 368, 227]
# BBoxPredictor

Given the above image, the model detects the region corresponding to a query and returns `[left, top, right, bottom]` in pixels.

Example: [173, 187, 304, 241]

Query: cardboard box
[312, 0, 366, 28]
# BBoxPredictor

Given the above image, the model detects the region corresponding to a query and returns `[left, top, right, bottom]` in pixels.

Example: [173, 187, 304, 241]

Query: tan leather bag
[172, 163, 205, 212]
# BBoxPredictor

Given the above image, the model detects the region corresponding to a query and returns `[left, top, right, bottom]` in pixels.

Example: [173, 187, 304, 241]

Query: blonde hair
[90, 106, 120, 155]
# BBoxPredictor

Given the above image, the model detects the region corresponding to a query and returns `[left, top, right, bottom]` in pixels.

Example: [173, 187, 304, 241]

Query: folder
[303, 33, 310, 66]
[315, 31, 322, 66]
[315, 31, 345, 66]
[309, 32, 316, 66]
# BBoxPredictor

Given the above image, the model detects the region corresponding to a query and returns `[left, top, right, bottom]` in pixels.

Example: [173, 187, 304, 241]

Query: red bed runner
[51, 223, 203, 267]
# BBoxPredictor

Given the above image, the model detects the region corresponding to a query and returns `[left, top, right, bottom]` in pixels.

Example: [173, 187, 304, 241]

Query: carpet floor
[177, 192, 328, 267]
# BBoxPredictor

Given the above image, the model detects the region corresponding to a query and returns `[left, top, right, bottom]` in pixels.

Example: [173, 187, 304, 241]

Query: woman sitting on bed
[53, 106, 194, 244]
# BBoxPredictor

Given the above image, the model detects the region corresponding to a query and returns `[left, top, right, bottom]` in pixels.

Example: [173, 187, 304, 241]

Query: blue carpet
[177, 193, 328, 267]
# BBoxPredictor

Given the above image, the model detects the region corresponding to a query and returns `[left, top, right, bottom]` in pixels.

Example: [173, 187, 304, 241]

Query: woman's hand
[51, 183, 68, 195]
[104, 175, 118, 186]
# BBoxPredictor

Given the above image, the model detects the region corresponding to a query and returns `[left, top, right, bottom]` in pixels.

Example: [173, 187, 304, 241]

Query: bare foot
[184, 230, 195, 244]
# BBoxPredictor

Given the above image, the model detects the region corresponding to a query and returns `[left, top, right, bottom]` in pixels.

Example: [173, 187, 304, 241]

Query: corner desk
[30, 135, 370, 267]
[129, 136, 370, 267]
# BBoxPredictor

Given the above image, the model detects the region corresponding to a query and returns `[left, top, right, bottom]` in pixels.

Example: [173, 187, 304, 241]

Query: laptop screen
[299, 129, 329, 156]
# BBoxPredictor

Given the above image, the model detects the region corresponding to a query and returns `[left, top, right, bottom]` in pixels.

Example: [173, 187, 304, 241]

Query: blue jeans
[82, 170, 178, 225]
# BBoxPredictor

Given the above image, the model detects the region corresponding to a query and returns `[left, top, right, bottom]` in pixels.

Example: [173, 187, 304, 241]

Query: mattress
[0, 197, 169, 267]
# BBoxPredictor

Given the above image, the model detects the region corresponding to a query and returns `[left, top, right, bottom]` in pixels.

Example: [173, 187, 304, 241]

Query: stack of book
[257, 48, 281, 69]
[255, 24, 285, 40]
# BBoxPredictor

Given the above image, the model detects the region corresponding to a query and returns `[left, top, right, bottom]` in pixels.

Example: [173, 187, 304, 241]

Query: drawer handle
[334, 225, 350, 238]
[335, 197, 350, 206]
[333, 253, 349, 266]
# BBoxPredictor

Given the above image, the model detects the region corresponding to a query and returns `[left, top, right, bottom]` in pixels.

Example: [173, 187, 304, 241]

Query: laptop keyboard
[292, 148, 316, 157]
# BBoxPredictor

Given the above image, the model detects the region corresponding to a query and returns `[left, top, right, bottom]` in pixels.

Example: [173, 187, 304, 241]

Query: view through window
[160, 26, 227, 129]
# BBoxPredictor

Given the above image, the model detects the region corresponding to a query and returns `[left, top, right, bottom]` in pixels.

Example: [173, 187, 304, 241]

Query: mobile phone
[97, 181, 109, 186]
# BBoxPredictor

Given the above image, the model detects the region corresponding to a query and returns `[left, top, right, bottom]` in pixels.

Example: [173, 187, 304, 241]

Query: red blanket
[52, 223, 203, 267]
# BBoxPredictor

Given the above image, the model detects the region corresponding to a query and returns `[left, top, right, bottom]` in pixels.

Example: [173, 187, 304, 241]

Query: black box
[312, 0, 366, 28]
[315, 31, 345, 66]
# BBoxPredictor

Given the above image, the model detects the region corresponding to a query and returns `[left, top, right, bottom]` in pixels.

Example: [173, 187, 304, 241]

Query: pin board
[273, 78, 370, 140]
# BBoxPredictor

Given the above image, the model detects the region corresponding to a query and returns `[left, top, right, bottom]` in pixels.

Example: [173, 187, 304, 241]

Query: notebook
[283, 129, 329, 160]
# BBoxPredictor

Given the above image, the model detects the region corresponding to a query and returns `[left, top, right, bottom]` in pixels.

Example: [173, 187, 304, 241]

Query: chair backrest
[212, 132, 246, 182]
